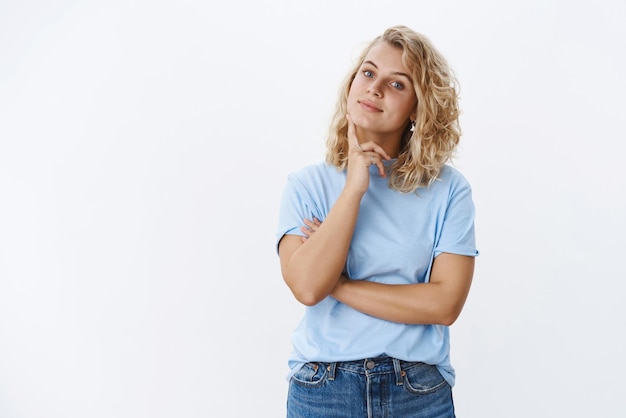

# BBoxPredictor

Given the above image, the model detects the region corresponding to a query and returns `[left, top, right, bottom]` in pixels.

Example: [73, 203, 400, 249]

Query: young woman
[276, 25, 478, 418]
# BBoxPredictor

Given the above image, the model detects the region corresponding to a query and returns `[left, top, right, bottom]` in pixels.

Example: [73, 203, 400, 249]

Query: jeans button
[366, 360, 375, 370]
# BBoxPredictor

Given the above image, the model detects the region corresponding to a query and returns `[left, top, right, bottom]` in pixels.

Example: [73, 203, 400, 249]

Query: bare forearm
[331, 254, 474, 325]
[283, 190, 363, 305]
[330, 278, 455, 325]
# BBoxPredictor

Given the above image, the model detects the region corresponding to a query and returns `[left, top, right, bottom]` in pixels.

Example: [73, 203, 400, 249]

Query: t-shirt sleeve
[275, 173, 323, 254]
[433, 175, 479, 258]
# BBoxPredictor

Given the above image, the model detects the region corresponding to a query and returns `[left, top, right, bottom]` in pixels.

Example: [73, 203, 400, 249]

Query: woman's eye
[391, 81, 404, 90]
[363, 70, 373, 78]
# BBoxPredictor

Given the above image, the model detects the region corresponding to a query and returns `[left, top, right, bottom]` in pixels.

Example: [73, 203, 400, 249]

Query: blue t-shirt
[275, 160, 478, 386]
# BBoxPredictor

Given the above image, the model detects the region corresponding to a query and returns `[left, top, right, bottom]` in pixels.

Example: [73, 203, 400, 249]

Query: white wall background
[1, 1, 625, 416]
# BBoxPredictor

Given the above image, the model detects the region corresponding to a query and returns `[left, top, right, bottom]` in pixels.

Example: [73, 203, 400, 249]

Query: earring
[410, 121, 416, 132]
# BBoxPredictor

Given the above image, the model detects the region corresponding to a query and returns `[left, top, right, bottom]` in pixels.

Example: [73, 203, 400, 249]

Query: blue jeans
[287, 356, 455, 418]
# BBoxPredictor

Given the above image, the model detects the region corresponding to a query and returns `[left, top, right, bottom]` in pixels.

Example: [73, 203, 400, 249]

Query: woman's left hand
[300, 217, 322, 243]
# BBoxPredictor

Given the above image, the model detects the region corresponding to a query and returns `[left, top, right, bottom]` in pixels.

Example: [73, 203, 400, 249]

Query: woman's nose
[367, 80, 383, 97]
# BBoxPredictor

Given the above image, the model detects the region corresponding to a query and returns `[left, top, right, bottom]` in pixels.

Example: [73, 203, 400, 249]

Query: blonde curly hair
[325, 25, 461, 193]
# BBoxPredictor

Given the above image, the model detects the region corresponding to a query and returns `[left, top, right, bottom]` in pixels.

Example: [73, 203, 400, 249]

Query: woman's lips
[358, 100, 382, 112]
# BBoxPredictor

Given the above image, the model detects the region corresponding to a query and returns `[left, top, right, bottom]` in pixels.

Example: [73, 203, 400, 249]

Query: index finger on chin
[346, 114, 359, 150]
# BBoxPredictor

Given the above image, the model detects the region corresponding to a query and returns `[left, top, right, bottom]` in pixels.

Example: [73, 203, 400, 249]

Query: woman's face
[347, 42, 417, 146]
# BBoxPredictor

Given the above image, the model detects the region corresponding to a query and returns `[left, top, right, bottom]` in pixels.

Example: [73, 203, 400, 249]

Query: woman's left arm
[330, 253, 474, 325]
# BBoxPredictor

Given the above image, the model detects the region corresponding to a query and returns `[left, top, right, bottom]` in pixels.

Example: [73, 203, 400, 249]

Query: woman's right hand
[345, 114, 392, 196]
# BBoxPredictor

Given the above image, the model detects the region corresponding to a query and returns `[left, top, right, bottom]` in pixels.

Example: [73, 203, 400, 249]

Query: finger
[367, 154, 386, 178]
[346, 115, 391, 160]
[368, 143, 392, 161]
[373, 156, 386, 178]
[300, 225, 312, 237]
[345, 114, 361, 151]
[303, 218, 320, 232]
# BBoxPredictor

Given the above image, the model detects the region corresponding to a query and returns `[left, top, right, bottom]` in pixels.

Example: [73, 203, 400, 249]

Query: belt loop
[392, 358, 403, 386]
[327, 362, 337, 381]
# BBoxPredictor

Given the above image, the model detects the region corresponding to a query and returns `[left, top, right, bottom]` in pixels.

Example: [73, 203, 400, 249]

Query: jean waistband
[326, 356, 414, 385]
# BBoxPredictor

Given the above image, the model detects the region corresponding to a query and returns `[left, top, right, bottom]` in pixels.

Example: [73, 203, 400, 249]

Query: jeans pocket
[290, 362, 328, 388]
[402, 362, 448, 395]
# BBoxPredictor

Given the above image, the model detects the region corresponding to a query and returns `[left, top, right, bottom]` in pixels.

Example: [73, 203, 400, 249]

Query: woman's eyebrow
[363, 60, 378, 69]
[363, 60, 411, 80]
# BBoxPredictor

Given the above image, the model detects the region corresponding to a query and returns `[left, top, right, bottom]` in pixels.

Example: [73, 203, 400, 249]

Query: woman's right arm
[278, 115, 390, 306]
[278, 189, 362, 306]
